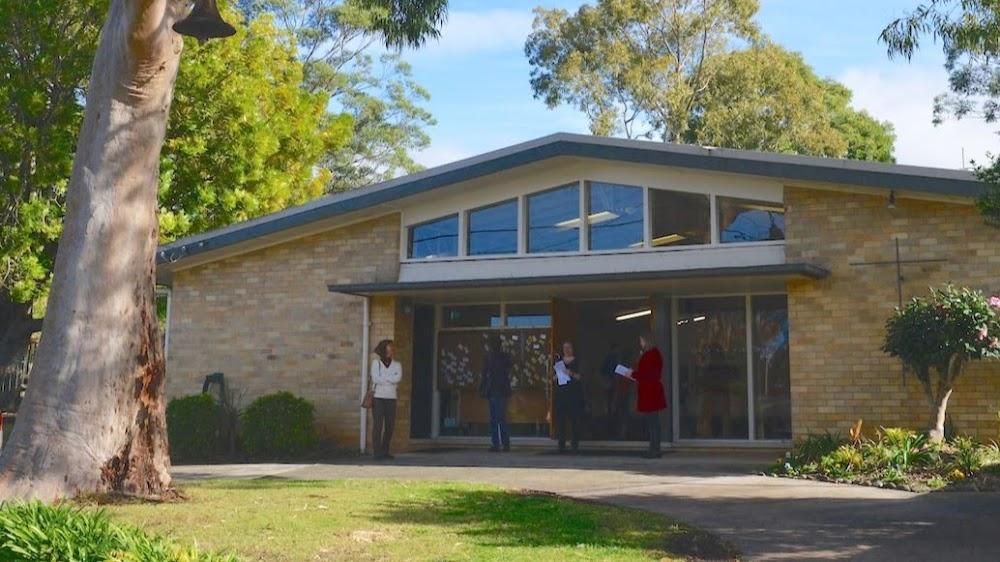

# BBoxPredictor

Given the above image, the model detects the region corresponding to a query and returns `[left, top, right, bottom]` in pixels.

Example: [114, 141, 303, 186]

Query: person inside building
[553, 341, 584, 453]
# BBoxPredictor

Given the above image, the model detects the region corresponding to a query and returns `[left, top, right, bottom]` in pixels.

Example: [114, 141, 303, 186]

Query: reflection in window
[505, 303, 551, 327]
[753, 295, 791, 440]
[588, 182, 644, 250]
[649, 189, 711, 247]
[676, 297, 748, 440]
[468, 200, 518, 256]
[718, 197, 785, 243]
[409, 215, 458, 259]
[442, 304, 501, 328]
[527, 184, 580, 253]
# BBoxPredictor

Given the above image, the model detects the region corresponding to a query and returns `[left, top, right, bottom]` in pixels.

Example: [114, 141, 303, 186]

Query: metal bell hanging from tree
[172, 0, 237, 43]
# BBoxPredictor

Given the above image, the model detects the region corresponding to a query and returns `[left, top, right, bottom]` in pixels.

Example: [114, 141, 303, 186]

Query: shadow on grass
[364, 486, 739, 561]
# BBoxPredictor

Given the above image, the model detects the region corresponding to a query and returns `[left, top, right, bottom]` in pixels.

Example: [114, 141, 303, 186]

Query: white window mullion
[671, 296, 680, 442]
[643, 186, 652, 249]
[518, 195, 527, 255]
[457, 211, 468, 257]
[710, 195, 719, 245]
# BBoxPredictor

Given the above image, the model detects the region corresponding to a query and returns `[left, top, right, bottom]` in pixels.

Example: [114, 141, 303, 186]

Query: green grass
[97, 479, 737, 561]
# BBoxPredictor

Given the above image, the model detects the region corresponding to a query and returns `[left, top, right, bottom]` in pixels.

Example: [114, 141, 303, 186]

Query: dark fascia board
[326, 263, 829, 295]
[159, 132, 980, 266]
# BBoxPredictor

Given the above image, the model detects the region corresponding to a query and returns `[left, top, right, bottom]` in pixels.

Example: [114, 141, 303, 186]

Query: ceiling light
[615, 309, 652, 321]
[555, 211, 620, 229]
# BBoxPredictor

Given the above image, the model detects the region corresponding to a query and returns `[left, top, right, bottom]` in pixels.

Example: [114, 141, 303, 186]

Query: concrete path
[172, 449, 1000, 561]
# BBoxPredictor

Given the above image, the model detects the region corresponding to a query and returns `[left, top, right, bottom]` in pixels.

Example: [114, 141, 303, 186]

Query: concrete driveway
[172, 449, 1000, 561]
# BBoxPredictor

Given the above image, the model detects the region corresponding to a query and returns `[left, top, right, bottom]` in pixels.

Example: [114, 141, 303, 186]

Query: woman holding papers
[553, 341, 584, 453]
[623, 332, 667, 458]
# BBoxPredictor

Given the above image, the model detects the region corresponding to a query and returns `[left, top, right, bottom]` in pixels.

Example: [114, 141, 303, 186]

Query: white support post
[359, 296, 371, 454]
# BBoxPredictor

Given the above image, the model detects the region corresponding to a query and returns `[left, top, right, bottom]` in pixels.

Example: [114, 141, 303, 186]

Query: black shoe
[489, 446, 501, 452]
[502, 445, 510, 452]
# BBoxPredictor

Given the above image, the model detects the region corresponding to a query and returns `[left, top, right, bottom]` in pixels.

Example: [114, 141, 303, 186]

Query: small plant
[0, 501, 238, 561]
[241, 391, 318, 459]
[792, 431, 847, 465]
[927, 475, 949, 489]
[166, 393, 223, 463]
[879, 427, 935, 468]
[950, 435, 984, 474]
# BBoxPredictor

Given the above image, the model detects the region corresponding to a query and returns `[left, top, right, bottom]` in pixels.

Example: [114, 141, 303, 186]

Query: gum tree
[0, 0, 446, 502]
[883, 284, 1000, 442]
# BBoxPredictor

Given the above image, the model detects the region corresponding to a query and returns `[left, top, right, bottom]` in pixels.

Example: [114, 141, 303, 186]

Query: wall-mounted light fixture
[887, 190, 897, 209]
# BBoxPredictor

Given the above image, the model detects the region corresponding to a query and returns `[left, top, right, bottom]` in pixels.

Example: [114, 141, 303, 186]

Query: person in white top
[370, 339, 403, 460]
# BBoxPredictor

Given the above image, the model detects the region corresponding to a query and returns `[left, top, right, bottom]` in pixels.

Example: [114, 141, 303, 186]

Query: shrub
[241, 391, 318, 459]
[879, 427, 937, 468]
[0, 501, 238, 561]
[166, 393, 223, 463]
[791, 431, 846, 465]
[950, 436, 985, 474]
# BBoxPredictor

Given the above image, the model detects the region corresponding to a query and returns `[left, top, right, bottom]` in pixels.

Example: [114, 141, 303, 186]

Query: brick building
[157, 133, 1000, 452]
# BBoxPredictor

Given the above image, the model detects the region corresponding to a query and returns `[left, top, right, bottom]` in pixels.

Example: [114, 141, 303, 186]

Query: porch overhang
[327, 263, 828, 301]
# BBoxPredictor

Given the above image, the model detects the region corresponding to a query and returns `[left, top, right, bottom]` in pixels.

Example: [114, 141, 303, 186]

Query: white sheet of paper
[555, 360, 571, 385]
[614, 364, 631, 376]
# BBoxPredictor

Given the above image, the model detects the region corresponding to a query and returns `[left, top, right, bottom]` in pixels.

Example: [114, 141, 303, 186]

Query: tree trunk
[0, 0, 184, 501]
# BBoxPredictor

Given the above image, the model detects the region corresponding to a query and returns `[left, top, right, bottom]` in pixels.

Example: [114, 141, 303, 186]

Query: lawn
[97, 479, 738, 561]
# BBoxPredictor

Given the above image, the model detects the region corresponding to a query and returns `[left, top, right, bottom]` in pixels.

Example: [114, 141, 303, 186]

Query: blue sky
[395, 0, 997, 170]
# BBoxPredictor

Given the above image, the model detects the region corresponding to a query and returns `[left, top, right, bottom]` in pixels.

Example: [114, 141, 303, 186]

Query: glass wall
[527, 184, 580, 253]
[676, 297, 749, 439]
[437, 303, 552, 438]
[468, 199, 518, 256]
[718, 197, 785, 243]
[409, 215, 458, 259]
[649, 189, 711, 246]
[752, 295, 791, 440]
[588, 182, 644, 250]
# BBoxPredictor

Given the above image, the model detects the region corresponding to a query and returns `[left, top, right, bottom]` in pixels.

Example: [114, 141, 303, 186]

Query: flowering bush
[883, 284, 1000, 440]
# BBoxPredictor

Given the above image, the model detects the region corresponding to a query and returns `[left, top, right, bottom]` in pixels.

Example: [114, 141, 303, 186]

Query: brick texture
[166, 214, 409, 450]
[786, 188, 1000, 440]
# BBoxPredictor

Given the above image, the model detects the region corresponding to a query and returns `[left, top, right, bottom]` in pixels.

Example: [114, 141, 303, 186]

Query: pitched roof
[157, 132, 981, 267]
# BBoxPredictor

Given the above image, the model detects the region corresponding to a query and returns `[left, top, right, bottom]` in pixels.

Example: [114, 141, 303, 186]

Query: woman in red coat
[626, 331, 667, 458]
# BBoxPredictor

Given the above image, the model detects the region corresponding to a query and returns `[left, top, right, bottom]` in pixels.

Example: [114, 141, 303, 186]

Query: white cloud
[839, 64, 998, 169]
[413, 10, 535, 59]
[414, 143, 477, 169]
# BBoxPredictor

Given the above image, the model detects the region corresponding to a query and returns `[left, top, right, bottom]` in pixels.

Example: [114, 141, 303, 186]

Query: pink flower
[979, 327, 989, 341]
[990, 296, 1000, 308]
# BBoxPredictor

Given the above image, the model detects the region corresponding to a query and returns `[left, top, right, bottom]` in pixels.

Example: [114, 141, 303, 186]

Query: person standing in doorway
[624, 332, 667, 458]
[482, 335, 513, 452]
[371, 339, 402, 460]
[553, 341, 584, 453]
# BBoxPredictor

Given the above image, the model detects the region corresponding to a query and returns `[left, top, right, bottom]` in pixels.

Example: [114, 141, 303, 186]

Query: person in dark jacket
[553, 341, 584, 453]
[624, 331, 667, 458]
[482, 335, 513, 452]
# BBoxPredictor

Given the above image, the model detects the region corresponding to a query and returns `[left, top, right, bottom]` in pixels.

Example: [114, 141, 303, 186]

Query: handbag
[362, 388, 374, 409]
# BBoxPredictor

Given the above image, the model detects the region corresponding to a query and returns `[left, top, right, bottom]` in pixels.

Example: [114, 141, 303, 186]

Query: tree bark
[0, 0, 184, 501]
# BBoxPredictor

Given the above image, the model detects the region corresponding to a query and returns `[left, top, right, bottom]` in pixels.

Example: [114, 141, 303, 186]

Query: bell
[172, 0, 237, 43]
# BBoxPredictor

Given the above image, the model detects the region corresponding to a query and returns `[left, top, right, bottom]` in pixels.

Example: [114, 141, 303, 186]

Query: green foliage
[0, 0, 107, 305]
[241, 391, 318, 459]
[878, 427, 936, 468]
[790, 431, 846, 465]
[238, 0, 437, 191]
[160, 9, 351, 240]
[0, 501, 238, 561]
[166, 394, 223, 463]
[525, 0, 895, 161]
[950, 435, 985, 474]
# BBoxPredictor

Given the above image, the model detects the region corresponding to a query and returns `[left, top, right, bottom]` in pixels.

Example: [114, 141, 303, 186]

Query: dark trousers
[488, 396, 510, 448]
[372, 398, 397, 457]
[645, 411, 662, 453]
[555, 396, 582, 450]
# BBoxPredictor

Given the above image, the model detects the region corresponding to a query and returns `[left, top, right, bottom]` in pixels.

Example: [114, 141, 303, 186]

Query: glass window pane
[718, 197, 785, 243]
[409, 215, 458, 259]
[505, 303, 551, 327]
[649, 189, 711, 247]
[588, 182, 644, 250]
[468, 200, 518, 256]
[528, 184, 579, 253]
[753, 295, 791, 440]
[677, 297, 748, 440]
[442, 304, 501, 328]
[437, 329, 551, 437]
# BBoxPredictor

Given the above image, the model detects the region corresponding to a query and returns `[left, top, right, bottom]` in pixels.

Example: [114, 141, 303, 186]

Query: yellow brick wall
[166, 214, 406, 449]
[786, 188, 1000, 440]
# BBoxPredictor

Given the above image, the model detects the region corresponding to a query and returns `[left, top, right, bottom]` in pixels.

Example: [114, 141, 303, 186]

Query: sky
[393, 0, 999, 171]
